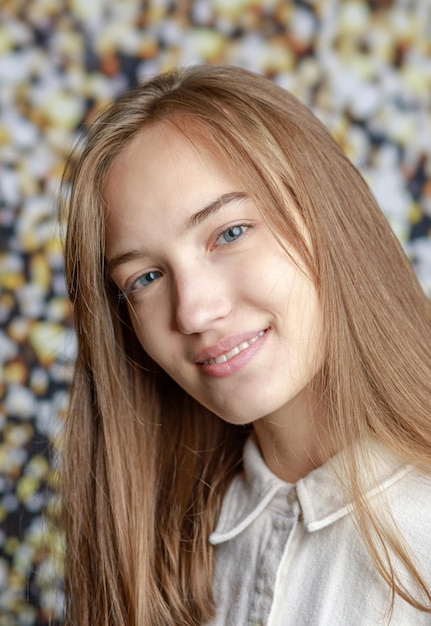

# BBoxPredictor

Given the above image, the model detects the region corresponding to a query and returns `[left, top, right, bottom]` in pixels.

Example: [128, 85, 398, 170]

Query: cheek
[127, 303, 166, 363]
[128, 307, 187, 382]
[279, 272, 323, 361]
[296, 291, 324, 373]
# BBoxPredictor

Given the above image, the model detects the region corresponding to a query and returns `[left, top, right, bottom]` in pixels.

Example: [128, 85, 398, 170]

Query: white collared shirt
[208, 437, 431, 625]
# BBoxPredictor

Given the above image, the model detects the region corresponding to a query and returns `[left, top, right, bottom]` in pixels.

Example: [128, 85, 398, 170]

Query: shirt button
[287, 486, 297, 505]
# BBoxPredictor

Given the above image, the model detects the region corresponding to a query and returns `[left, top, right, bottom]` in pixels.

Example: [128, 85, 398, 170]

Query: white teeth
[204, 331, 265, 365]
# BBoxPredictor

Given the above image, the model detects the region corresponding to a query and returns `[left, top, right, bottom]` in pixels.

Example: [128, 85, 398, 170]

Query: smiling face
[104, 122, 324, 429]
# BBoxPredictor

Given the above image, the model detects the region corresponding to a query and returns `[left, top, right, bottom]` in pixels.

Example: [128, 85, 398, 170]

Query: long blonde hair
[61, 65, 431, 624]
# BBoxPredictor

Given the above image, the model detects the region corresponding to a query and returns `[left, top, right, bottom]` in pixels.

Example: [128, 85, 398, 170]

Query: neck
[252, 391, 332, 483]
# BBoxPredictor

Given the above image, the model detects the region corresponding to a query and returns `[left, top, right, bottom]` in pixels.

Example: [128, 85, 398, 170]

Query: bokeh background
[1, 0, 431, 624]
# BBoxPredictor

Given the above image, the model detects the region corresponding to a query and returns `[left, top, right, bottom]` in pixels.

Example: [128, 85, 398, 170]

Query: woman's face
[104, 123, 324, 427]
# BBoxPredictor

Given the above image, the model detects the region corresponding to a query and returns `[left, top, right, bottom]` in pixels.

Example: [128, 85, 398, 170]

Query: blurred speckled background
[1, 1, 430, 624]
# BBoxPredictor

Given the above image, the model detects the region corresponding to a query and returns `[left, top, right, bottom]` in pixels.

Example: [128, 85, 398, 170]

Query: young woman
[61, 65, 431, 625]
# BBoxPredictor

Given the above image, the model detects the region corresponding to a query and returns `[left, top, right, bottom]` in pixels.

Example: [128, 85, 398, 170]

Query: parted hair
[61, 65, 431, 625]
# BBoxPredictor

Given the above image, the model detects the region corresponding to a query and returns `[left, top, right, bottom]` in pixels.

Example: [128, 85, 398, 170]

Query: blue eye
[218, 225, 246, 244]
[136, 271, 161, 287]
[123, 270, 161, 298]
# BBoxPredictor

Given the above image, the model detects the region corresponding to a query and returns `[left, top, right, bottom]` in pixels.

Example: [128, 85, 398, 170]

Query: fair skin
[104, 122, 327, 482]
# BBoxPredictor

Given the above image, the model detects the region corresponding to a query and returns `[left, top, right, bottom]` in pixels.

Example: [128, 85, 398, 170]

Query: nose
[174, 269, 232, 335]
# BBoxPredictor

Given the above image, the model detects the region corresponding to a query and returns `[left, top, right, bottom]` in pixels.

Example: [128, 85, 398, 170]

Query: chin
[217, 413, 257, 427]
[209, 402, 269, 427]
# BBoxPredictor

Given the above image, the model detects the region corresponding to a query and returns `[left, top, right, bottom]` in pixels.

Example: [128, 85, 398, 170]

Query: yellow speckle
[5, 536, 20, 556]
[46, 297, 72, 322]
[0, 270, 26, 292]
[29, 253, 52, 292]
[5, 423, 34, 446]
[409, 202, 422, 224]
[0, 505, 7, 523]
[17, 475, 40, 502]
[8, 317, 31, 343]
[26, 455, 50, 480]
[45, 235, 64, 257]
[43, 91, 85, 130]
[0, 292, 14, 310]
[29, 321, 68, 366]
[0, 26, 14, 54]
[3, 361, 28, 385]
[0, 123, 10, 144]
[147, 5, 169, 24]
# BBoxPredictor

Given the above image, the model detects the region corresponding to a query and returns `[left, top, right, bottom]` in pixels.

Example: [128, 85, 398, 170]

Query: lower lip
[198, 329, 269, 378]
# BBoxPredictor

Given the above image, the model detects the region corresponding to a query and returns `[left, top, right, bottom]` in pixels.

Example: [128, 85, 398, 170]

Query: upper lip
[194, 329, 268, 363]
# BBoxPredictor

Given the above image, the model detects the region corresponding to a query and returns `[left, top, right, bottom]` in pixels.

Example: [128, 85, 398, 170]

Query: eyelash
[119, 222, 253, 300]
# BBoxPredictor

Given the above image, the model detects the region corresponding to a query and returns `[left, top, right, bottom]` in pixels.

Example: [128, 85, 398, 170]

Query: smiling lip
[195, 329, 269, 366]
[195, 328, 269, 378]
[203, 331, 266, 365]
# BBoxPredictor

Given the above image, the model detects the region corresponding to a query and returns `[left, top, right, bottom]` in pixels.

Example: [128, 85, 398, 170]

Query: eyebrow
[186, 191, 248, 229]
[107, 190, 248, 274]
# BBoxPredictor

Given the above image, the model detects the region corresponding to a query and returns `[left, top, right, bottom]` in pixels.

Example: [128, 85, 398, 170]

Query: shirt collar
[210, 435, 413, 545]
